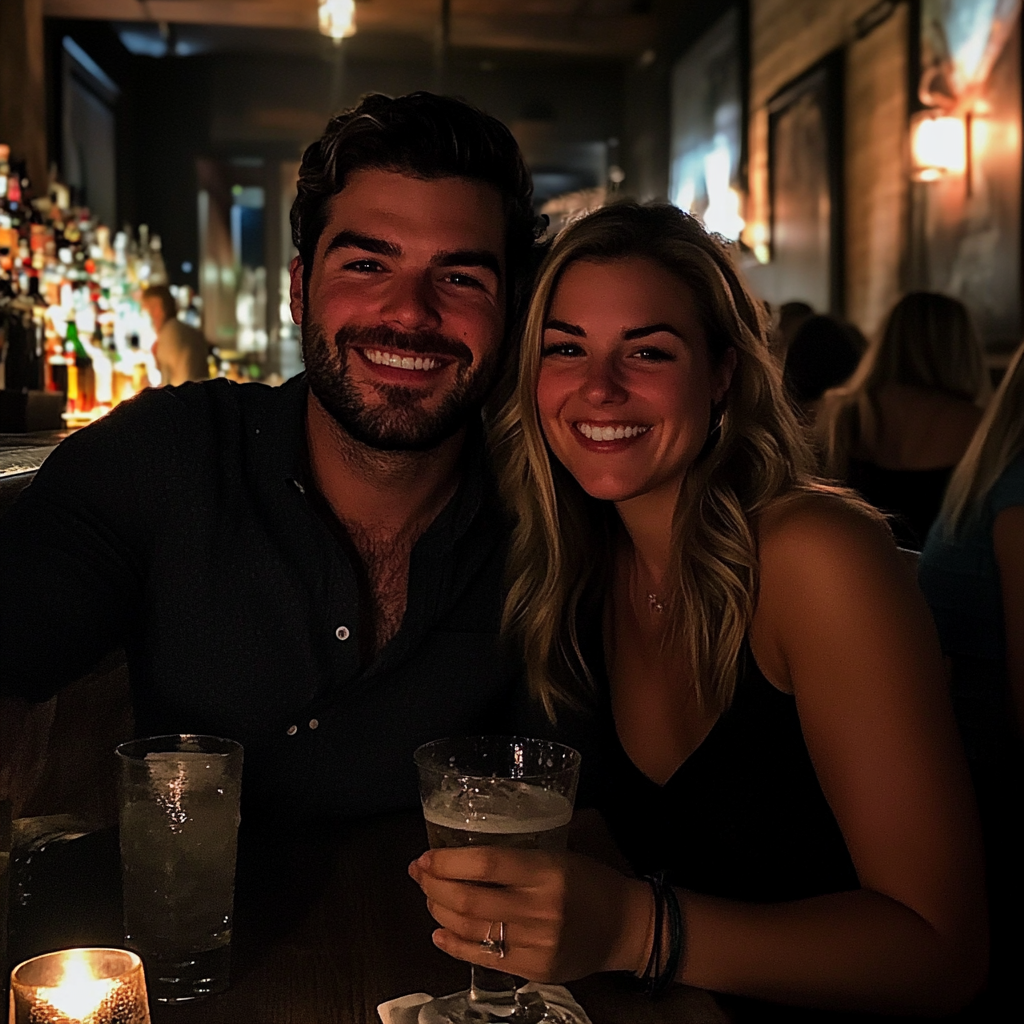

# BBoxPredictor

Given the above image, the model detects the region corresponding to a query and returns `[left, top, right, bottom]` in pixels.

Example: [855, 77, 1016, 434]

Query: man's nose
[582, 356, 628, 405]
[379, 272, 442, 332]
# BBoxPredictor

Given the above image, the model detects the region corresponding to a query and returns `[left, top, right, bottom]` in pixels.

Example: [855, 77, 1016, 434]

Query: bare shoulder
[757, 488, 895, 576]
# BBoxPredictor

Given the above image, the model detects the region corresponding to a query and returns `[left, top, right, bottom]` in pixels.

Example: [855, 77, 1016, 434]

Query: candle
[8, 948, 150, 1024]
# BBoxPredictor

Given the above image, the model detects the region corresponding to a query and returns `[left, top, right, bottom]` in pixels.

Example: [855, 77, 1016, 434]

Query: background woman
[410, 204, 986, 1014]
[817, 292, 987, 548]
[918, 340, 1024, 998]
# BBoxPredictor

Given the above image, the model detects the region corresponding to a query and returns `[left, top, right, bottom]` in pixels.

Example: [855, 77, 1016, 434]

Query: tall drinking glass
[414, 736, 583, 1024]
[116, 734, 243, 1004]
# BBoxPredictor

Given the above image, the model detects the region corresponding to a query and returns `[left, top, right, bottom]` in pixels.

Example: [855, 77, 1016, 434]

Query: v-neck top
[596, 641, 859, 903]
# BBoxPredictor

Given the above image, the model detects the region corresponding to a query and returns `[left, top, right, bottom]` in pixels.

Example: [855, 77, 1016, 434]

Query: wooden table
[6, 812, 728, 1024]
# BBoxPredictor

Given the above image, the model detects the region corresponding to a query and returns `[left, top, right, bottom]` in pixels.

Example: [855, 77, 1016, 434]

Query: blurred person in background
[817, 292, 988, 549]
[769, 299, 813, 362]
[783, 314, 862, 421]
[918, 341, 1024, 999]
[142, 285, 210, 386]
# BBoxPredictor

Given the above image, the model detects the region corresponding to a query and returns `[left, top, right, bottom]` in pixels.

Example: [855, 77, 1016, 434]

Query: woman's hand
[408, 847, 651, 984]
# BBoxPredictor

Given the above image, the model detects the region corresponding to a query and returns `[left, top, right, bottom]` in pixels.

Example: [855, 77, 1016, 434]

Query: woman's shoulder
[757, 486, 890, 559]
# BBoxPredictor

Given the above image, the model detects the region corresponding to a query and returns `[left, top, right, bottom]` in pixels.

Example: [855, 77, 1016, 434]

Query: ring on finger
[480, 920, 507, 959]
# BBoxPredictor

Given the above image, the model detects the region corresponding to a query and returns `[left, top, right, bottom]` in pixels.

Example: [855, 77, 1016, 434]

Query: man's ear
[288, 256, 305, 325]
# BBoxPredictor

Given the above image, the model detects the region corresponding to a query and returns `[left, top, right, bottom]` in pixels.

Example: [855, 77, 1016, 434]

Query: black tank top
[846, 458, 954, 550]
[596, 641, 858, 903]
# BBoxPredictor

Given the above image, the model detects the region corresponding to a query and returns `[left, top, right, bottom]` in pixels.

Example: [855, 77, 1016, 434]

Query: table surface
[6, 812, 999, 1024]
[7, 812, 732, 1024]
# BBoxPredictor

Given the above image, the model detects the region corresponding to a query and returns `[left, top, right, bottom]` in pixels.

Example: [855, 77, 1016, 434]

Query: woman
[918, 341, 1024, 993]
[409, 204, 986, 1014]
[817, 292, 987, 549]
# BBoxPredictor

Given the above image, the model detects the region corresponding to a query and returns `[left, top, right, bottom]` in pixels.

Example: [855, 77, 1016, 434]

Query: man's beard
[302, 321, 500, 452]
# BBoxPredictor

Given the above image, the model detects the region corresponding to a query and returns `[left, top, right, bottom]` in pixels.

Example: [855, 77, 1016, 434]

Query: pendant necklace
[647, 592, 664, 613]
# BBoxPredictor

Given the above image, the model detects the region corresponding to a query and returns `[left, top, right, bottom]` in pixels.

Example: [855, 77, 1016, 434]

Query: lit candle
[8, 948, 150, 1024]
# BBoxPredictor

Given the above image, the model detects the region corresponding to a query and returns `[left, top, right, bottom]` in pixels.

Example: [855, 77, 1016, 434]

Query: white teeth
[364, 349, 438, 371]
[577, 423, 649, 440]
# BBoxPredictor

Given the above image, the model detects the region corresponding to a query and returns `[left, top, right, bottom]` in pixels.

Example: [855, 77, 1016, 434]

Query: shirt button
[309, 719, 319, 730]
[286, 724, 298, 736]
[335, 625, 350, 641]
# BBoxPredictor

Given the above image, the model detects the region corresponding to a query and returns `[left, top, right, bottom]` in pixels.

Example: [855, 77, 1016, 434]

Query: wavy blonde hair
[940, 340, 1024, 536]
[493, 203, 852, 720]
[818, 292, 988, 476]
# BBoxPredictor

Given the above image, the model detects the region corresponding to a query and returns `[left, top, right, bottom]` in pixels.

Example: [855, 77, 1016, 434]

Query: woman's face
[536, 257, 735, 507]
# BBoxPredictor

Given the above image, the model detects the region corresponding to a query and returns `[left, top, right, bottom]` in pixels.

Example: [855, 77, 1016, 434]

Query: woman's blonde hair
[940, 340, 1024, 535]
[493, 203, 852, 720]
[818, 292, 988, 476]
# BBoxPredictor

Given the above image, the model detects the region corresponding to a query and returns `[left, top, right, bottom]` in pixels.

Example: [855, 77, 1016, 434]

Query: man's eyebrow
[433, 250, 502, 279]
[544, 318, 586, 337]
[623, 323, 684, 341]
[324, 230, 401, 258]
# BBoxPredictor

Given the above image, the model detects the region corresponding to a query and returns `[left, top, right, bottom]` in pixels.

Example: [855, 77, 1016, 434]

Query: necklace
[647, 592, 664, 613]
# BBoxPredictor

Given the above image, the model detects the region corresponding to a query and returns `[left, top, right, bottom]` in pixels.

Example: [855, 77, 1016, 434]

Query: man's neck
[305, 391, 465, 544]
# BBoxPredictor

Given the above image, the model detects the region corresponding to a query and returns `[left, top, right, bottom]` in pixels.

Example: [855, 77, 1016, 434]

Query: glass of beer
[414, 736, 582, 1024]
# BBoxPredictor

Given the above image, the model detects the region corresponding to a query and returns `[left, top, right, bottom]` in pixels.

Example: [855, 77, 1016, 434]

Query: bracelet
[637, 871, 685, 998]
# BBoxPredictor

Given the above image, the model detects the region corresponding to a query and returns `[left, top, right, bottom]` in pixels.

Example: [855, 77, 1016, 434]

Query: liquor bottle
[64, 310, 95, 412]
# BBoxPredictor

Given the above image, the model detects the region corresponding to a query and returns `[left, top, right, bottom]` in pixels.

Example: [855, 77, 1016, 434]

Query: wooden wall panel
[0, 0, 48, 192]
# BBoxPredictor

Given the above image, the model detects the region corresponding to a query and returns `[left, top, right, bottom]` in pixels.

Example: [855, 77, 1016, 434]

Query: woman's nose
[581, 357, 629, 405]
[380, 273, 442, 332]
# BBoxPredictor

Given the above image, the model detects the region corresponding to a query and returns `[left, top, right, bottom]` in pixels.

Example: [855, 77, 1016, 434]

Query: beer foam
[423, 784, 572, 834]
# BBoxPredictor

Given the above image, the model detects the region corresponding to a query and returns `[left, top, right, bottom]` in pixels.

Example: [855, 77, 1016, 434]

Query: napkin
[377, 985, 593, 1024]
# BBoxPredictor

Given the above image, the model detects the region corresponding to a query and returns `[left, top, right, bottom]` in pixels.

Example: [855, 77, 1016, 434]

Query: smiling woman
[410, 203, 990, 1015]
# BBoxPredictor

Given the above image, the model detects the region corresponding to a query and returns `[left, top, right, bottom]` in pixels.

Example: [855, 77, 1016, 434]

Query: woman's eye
[631, 347, 674, 362]
[541, 342, 583, 358]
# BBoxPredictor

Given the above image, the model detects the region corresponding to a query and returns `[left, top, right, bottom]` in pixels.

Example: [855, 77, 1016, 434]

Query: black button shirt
[0, 375, 521, 823]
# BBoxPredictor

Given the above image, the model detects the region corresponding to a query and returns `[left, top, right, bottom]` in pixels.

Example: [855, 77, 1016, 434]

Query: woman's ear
[714, 346, 739, 403]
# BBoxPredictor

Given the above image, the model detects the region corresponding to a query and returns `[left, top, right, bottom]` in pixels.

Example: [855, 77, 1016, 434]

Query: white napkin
[377, 985, 593, 1024]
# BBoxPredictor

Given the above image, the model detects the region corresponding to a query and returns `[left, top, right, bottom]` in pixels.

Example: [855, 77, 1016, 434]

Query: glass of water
[116, 734, 243, 1003]
[414, 736, 582, 1024]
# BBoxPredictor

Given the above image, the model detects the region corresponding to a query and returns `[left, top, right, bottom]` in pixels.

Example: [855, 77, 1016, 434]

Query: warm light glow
[912, 113, 968, 180]
[318, 0, 356, 40]
[702, 144, 745, 241]
[39, 950, 117, 1022]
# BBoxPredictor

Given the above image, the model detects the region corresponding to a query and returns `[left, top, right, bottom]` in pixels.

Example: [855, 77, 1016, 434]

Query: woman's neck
[614, 486, 679, 593]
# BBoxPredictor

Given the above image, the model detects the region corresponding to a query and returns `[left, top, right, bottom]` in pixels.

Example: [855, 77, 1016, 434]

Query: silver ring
[480, 920, 506, 959]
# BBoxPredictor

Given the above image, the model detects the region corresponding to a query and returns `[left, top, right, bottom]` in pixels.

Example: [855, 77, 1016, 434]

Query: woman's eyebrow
[544, 318, 586, 336]
[623, 323, 684, 341]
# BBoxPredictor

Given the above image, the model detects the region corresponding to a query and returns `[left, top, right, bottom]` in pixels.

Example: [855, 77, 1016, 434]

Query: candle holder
[9, 948, 150, 1024]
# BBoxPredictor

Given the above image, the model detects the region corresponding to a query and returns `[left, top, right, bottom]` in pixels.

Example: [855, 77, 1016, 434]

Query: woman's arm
[682, 496, 986, 1012]
[411, 498, 987, 1014]
[993, 504, 1024, 739]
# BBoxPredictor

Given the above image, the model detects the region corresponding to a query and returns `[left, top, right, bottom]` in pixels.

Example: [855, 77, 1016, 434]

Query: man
[141, 284, 210, 385]
[0, 93, 537, 823]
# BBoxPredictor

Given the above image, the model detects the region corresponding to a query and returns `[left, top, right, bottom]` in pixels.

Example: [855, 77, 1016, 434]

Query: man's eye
[541, 342, 583, 357]
[344, 259, 383, 272]
[445, 272, 483, 289]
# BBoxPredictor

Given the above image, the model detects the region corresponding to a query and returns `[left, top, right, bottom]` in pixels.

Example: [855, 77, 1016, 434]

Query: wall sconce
[911, 110, 967, 181]
[319, 0, 357, 41]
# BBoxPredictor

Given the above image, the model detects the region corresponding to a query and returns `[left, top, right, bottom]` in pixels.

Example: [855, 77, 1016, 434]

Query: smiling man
[0, 93, 537, 823]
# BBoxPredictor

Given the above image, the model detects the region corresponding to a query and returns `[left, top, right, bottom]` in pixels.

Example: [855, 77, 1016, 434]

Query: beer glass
[414, 736, 582, 1024]
[116, 734, 242, 1003]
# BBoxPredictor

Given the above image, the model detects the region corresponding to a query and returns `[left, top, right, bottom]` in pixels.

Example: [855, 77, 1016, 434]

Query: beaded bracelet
[638, 871, 685, 998]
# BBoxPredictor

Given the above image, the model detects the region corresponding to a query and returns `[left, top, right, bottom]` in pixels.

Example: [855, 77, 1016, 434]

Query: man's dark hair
[784, 314, 862, 404]
[290, 92, 537, 315]
[142, 285, 177, 322]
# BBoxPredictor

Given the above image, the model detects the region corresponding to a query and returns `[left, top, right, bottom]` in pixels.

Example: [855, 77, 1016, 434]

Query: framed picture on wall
[668, 3, 749, 241]
[910, 0, 1022, 350]
[766, 51, 845, 316]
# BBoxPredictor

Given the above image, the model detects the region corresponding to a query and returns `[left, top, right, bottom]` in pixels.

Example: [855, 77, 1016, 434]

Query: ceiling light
[319, 0, 357, 41]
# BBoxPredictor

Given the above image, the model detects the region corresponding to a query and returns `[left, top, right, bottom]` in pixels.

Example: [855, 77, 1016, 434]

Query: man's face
[290, 169, 507, 451]
[143, 297, 166, 332]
